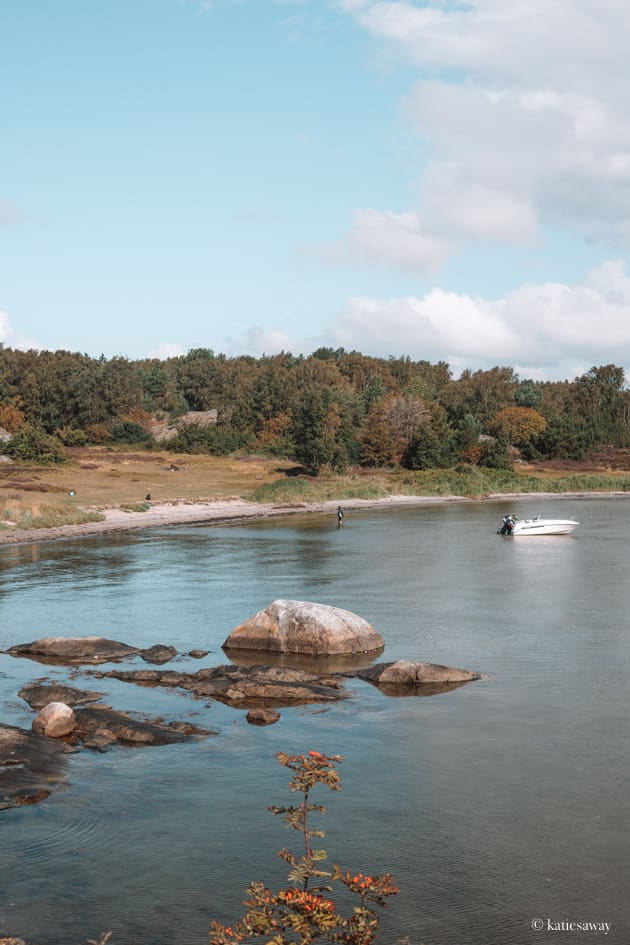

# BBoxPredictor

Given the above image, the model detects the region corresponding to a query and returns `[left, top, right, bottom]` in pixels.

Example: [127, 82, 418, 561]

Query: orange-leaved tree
[488, 406, 546, 445]
[209, 751, 399, 945]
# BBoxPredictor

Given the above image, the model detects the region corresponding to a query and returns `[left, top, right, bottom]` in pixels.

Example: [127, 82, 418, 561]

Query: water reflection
[0, 498, 629, 945]
[223, 647, 383, 675]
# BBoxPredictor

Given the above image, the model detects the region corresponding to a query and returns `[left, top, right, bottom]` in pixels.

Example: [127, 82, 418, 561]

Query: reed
[0, 499, 105, 529]
[254, 466, 630, 503]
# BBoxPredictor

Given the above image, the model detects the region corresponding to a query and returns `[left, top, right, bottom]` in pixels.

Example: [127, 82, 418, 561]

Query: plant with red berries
[209, 751, 398, 945]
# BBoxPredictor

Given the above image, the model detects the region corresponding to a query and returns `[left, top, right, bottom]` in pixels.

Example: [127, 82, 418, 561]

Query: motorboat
[497, 514, 579, 536]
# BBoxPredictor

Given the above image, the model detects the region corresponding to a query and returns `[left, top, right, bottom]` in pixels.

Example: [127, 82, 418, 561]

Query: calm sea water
[0, 498, 628, 945]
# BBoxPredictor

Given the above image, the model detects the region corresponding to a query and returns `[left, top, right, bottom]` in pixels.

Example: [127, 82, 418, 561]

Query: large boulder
[223, 600, 384, 657]
[32, 701, 76, 738]
[8, 636, 140, 664]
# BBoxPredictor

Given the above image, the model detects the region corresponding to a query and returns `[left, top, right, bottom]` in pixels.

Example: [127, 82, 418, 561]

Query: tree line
[0, 345, 628, 472]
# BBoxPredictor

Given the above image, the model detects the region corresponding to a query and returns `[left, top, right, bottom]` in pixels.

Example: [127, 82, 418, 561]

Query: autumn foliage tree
[488, 406, 547, 445]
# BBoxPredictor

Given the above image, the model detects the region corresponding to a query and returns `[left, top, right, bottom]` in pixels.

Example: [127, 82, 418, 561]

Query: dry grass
[0, 448, 292, 516]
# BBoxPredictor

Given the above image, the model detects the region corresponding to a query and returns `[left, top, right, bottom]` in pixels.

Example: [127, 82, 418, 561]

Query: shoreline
[0, 490, 628, 546]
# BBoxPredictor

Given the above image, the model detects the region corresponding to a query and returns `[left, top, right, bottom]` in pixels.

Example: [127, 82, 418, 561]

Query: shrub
[110, 421, 153, 444]
[209, 751, 398, 945]
[5, 424, 66, 463]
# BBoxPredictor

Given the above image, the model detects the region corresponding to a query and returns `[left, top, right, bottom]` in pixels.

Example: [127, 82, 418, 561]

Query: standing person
[337, 506, 344, 527]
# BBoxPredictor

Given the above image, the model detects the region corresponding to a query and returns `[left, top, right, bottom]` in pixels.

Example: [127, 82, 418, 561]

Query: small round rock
[32, 701, 76, 738]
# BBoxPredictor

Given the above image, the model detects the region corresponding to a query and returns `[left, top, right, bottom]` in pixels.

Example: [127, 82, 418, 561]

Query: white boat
[498, 514, 579, 536]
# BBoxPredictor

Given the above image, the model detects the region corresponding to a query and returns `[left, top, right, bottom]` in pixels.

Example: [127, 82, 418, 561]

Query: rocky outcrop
[101, 663, 347, 708]
[0, 722, 67, 810]
[140, 644, 178, 664]
[355, 660, 480, 695]
[8, 636, 140, 664]
[32, 702, 76, 737]
[189, 649, 209, 659]
[72, 706, 212, 747]
[19, 682, 104, 709]
[223, 600, 384, 657]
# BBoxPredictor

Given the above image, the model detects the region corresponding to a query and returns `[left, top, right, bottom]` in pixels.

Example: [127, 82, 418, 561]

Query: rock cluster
[3, 601, 483, 812]
[102, 664, 347, 708]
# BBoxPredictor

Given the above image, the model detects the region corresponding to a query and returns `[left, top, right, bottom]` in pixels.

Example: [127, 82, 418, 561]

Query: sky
[2, 0, 630, 380]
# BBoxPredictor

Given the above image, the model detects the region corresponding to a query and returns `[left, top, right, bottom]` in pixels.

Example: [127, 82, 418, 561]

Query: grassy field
[0, 448, 293, 527]
[1, 447, 630, 529]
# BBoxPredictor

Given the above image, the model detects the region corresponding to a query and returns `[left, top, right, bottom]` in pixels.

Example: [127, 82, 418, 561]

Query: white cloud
[329, 0, 630, 259]
[306, 208, 452, 272]
[0, 310, 40, 351]
[223, 325, 296, 357]
[325, 260, 630, 378]
[146, 343, 186, 360]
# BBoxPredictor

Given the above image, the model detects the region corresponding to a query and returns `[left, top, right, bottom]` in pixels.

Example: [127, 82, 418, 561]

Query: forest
[0, 345, 628, 473]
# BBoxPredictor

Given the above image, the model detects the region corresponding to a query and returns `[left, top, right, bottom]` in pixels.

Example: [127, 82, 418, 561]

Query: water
[0, 498, 628, 944]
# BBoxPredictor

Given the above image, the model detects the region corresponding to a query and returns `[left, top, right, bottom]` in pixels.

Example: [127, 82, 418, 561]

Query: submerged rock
[19, 682, 104, 709]
[72, 706, 212, 748]
[8, 636, 140, 665]
[102, 663, 348, 708]
[223, 599, 384, 657]
[32, 702, 76, 738]
[189, 649, 210, 659]
[0, 722, 67, 810]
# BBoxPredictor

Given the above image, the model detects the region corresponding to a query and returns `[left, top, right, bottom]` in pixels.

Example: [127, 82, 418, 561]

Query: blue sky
[2, 0, 630, 379]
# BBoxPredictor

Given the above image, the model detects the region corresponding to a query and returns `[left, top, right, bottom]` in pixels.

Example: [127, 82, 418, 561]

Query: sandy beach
[0, 490, 623, 546]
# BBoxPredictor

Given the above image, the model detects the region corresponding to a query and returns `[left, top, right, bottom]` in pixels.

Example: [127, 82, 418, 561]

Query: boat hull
[511, 518, 579, 536]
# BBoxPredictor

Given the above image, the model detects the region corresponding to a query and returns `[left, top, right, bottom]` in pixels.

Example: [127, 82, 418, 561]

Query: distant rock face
[8, 636, 140, 664]
[223, 600, 384, 657]
[357, 660, 480, 686]
[32, 701, 76, 737]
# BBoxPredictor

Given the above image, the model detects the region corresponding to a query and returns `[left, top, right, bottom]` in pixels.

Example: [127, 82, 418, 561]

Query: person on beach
[337, 506, 344, 527]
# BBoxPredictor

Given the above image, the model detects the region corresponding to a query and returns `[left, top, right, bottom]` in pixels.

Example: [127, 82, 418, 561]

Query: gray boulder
[356, 659, 480, 694]
[8, 636, 140, 664]
[32, 702, 76, 738]
[223, 599, 384, 657]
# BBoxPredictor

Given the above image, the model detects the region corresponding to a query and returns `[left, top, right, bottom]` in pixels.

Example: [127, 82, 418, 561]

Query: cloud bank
[325, 260, 630, 378]
[327, 0, 630, 258]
